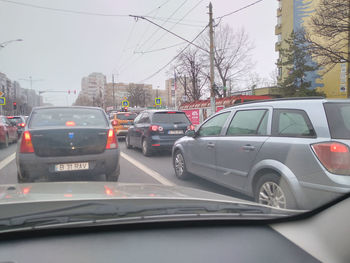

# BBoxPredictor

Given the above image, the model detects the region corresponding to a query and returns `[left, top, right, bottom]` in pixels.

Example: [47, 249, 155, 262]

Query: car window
[324, 103, 350, 139]
[226, 110, 268, 136]
[29, 108, 108, 128]
[116, 113, 137, 120]
[152, 112, 190, 124]
[141, 113, 150, 124]
[272, 109, 316, 137]
[133, 114, 142, 124]
[198, 112, 230, 137]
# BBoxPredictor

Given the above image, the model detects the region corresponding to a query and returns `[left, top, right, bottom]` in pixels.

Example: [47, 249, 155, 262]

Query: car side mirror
[185, 129, 196, 138]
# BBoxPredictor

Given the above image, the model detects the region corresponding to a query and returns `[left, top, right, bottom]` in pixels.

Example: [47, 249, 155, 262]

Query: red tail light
[311, 142, 350, 175]
[20, 131, 34, 153]
[18, 123, 25, 127]
[187, 125, 195, 131]
[150, 125, 163, 132]
[111, 120, 118, 126]
[22, 187, 31, 195]
[104, 186, 114, 196]
[106, 129, 118, 149]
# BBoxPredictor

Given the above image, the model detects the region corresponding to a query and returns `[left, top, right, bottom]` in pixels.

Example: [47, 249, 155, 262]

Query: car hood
[0, 182, 249, 204]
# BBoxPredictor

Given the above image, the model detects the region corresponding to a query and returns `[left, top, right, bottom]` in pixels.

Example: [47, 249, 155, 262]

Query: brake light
[20, 131, 34, 153]
[18, 123, 25, 127]
[112, 120, 118, 126]
[106, 129, 118, 149]
[311, 142, 350, 175]
[187, 125, 195, 131]
[104, 186, 114, 196]
[150, 125, 163, 132]
[7, 116, 13, 119]
[22, 187, 31, 195]
[65, 121, 76, 127]
[167, 111, 176, 114]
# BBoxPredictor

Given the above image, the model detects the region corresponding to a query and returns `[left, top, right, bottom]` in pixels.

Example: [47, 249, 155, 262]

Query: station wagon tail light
[311, 142, 350, 175]
[150, 125, 163, 132]
[20, 131, 34, 153]
[106, 129, 118, 149]
[18, 123, 25, 127]
[167, 111, 176, 114]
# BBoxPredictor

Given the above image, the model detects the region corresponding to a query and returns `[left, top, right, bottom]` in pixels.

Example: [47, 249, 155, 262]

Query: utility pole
[112, 74, 115, 109]
[209, 2, 216, 115]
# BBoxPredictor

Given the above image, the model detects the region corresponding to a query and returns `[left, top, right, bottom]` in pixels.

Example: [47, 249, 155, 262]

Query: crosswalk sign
[155, 98, 161, 106]
[122, 100, 129, 107]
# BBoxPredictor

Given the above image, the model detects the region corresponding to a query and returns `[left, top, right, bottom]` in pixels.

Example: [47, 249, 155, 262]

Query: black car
[126, 110, 193, 156]
[16, 106, 120, 183]
[7, 116, 26, 137]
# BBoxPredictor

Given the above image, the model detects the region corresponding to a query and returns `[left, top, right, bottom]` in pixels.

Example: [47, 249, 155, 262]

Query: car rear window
[324, 103, 350, 139]
[116, 113, 137, 120]
[153, 112, 190, 124]
[7, 117, 22, 124]
[29, 108, 108, 128]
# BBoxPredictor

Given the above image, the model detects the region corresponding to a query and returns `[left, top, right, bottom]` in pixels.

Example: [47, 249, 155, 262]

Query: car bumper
[148, 135, 183, 150]
[18, 148, 120, 181]
[296, 181, 350, 210]
[116, 129, 128, 136]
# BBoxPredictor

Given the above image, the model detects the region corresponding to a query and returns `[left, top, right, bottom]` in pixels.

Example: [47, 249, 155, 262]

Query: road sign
[0, 91, 3, 97]
[122, 100, 129, 107]
[155, 98, 161, 105]
[0, 97, 5, 105]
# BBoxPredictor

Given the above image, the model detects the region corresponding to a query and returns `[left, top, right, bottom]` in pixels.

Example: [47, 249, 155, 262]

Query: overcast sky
[0, 0, 278, 106]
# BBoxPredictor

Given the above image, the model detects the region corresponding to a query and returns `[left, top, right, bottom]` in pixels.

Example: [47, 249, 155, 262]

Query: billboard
[183, 109, 200, 125]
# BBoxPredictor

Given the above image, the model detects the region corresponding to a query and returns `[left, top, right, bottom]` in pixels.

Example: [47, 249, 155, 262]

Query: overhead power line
[0, 0, 128, 17]
[134, 42, 187, 54]
[139, 25, 208, 83]
[216, 0, 264, 19]
[130, 15, 209, 54]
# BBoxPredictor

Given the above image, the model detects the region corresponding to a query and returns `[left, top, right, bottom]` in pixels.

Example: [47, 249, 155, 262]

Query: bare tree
[127, 84, 151, 107]
[174, 46, 208, 101]
[73, 93, 92, 106]
[305, 0, 350, 68]
[201, 25, 254, 97]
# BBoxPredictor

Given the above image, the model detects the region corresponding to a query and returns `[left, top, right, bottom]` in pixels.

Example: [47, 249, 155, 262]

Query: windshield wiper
[0, 200, 294, 230]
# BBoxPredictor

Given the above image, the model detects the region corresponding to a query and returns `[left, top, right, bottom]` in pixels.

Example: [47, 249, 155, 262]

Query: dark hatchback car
[7, 116, 26, 137]
[16, 107, 120, 183]
[126, 110, 193, 156]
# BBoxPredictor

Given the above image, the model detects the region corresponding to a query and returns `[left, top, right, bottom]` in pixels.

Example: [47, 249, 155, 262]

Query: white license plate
[168, 130, 184, 135]
[55, 162, 89, 172]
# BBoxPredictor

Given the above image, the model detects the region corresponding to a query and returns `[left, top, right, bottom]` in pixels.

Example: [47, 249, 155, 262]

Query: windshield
[0, 0, 349, 231]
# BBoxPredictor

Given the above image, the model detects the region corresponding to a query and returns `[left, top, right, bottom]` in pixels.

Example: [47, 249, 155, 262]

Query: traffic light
[121, 107, 128, 112]
[13, 102, 17, 110]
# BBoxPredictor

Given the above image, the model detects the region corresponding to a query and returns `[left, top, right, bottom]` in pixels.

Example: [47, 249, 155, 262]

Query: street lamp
[0, 39, 23, 49]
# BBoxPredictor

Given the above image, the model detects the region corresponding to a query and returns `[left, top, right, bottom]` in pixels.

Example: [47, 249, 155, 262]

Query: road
[0, 140, 250, 201]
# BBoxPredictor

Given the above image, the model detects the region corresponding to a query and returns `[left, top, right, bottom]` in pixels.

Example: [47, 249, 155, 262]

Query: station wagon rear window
[324, 103, 350, 139]
[153, 112, 190, 124]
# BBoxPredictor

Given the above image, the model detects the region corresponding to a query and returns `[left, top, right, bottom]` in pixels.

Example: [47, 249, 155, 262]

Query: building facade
[81, 72, 106, 106]
[165, 78, 186, 109]
[275, 0, 349, 98]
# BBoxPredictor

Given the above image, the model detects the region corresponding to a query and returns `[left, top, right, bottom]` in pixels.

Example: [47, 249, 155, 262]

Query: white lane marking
[120, 152, 174, 186]
[0, 153, 16, 171]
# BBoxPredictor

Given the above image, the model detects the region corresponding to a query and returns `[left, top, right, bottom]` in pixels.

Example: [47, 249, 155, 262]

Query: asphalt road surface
[0, 139, 250, 201]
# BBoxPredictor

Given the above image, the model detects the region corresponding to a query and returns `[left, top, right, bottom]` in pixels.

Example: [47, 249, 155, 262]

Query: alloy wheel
[258, 182, 286, 209]
[175, 153, 184, 177]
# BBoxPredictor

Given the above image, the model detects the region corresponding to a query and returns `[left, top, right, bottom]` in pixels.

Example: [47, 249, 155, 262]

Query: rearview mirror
[185, 129, 196, 138]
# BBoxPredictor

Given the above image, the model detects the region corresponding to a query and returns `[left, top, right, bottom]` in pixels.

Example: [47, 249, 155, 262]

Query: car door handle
[207, 142, 215, 149]
[242, 145, 256, 151]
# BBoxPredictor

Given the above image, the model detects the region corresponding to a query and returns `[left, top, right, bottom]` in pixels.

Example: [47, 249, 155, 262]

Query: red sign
[184, 109, 200, 125]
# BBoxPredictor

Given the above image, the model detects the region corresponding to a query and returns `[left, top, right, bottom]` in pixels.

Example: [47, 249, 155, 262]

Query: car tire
[125, 134, 132, 149]
[2, 134, 9, 148]
[254, 173, 297, 210]
[106, 165, 120, 182]
[17, 171, 31, 183]
[173, 150, 191, 180]
[142, 138, 152, 157]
